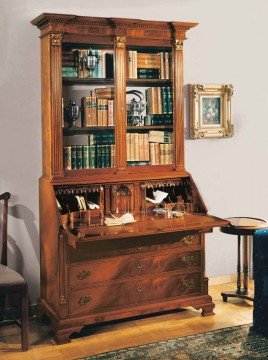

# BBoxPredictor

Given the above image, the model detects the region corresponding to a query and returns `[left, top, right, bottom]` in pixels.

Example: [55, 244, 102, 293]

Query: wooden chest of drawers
[67, 232, 203, 317]
[38, 214, 227, 344]
[69, 272, 201, 316]
[62, 230, 207, 323]
[68, 249, 201, 286]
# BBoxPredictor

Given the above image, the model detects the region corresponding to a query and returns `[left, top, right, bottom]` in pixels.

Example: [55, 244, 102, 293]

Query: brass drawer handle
[182, 279, 194, 288]
[136, 262, 142, 269]
[77, 270, 91, 280]
[182, 235, 194, 245]
[137, 285, 142, 292]
[78, 295, 92, 306]
[181, 255, 195, 265]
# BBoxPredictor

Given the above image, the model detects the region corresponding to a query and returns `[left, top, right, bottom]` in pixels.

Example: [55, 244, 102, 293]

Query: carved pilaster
[114, 36, 126, 171]
[50, 33, 63, 178]
[172, 39, 184, 170]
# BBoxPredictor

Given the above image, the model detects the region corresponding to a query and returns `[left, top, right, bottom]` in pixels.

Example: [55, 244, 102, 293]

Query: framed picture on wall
[190, 84, 234, 139]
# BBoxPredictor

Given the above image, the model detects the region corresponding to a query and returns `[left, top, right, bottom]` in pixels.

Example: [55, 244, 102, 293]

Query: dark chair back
[0, 192, 11, 266]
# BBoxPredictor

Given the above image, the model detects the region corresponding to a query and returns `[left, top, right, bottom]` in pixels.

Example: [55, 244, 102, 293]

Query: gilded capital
[50, 33, 62, 46]
[115, 36, 126, 48]
[173, 39, 183, 51]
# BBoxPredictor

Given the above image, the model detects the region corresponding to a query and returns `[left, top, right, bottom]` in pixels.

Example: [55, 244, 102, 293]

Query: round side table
[220, 217, 268, 302]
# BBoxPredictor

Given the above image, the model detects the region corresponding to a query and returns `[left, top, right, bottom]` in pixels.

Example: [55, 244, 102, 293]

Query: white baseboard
[209, 274, 237, 286]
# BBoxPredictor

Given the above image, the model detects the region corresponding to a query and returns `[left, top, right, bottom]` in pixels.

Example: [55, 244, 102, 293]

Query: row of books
[63, 145, 115, 170]
[81, 87, 114, 127]
[62, 49, 114, 79]
[126, 133, 149, 162]
[126, 131, 173, 163]
[146, 87, 173, 115]
[143, 114, 173, 126]
[127, 52, 171, 79]
[149, 143, 174, 165]
[88, 132, 115, 145]
[148, 130, 173, 143]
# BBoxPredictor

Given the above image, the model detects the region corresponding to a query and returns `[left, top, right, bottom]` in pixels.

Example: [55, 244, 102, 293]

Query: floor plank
[0, 281, 254, 359]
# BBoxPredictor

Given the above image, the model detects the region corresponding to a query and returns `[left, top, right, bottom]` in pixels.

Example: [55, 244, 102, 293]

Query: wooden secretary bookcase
[32, 13, 228, 344]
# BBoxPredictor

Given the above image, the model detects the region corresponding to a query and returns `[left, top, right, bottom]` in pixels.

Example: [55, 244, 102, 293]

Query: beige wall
[1, 0, 268, 303]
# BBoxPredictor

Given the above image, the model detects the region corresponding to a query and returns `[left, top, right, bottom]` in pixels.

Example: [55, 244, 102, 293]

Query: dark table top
[220, 217, 268, 236]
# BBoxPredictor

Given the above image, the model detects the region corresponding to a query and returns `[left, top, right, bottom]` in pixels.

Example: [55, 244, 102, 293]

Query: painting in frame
[190, 84, 233, 139]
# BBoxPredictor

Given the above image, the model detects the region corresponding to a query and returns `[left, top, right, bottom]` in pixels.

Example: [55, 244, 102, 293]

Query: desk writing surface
[63, 213, 229, 245]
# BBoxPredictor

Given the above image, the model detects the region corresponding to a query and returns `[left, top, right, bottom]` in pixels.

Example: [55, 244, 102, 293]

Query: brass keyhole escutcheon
[77, 270, 91, 280]
[181, 255, 195, 265]
[78, 295, 92, 306]
[137, 285, 142, 292]
[182, 279, 194, 288]
[182, 235, 194, 245]
[136, 262, 142, 269]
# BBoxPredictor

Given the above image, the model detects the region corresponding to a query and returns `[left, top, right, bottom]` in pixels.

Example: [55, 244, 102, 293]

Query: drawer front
[69, 250, 201, 286]
[68, 231, 201, 263]
[69, 272, 201, 316]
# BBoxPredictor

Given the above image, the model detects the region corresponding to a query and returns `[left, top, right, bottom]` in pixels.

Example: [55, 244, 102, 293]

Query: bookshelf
[32, 13, 228, 344]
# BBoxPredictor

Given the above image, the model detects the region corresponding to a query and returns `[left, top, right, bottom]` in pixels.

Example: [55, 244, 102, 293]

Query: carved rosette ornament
[223, 84, 234, 101]
[193, 127, 205, 139]
[219, 121, 234, 137]
[173, 39, 183, 51]
[50, 33, 62, 46]
[115, 36, 126, 48]
[193, 84, 204, 100]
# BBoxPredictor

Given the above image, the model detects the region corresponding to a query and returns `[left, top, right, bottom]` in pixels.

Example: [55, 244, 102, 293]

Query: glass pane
[62, 44, 115, 170]
[126, 47, 173, 167]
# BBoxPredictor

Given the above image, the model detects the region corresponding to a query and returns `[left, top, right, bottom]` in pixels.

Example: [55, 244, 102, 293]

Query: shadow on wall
[183, 84, 191, 140]
[0, 202, 39, 289]
[8, 203, 39, 263]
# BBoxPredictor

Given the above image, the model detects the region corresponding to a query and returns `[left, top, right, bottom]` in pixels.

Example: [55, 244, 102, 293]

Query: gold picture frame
[190, 84, 234, 139]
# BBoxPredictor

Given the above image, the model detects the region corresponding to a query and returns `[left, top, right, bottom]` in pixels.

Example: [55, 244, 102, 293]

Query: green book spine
[166, 87, 173, 114]
[144, 115, 152, 125]
[107, 145, 111, 168]
[63, 146, 72, 170]
[76, 145, 83, 169]
[71, 146, 77, 169]
[100, 144, 105, 168]
[62, 67, 78, 78]
[96, 145, 102, 168]
[82, 145, 90, 169]
[88, 134, 96, 145]
[137, 68, 160, 74]
[138, 74, 159, 79]
[89, 145, 96, 169]
[161, 87, 168, 114]
[127, 161, 150, 166]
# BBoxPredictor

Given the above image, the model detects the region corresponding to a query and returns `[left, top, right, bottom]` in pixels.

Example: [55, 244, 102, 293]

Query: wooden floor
[0, 281, 254, 360]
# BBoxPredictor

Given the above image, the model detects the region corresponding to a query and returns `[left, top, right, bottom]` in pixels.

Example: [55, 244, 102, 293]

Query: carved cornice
[32, 13, 198, 36]
[50, 33, 62, 46]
